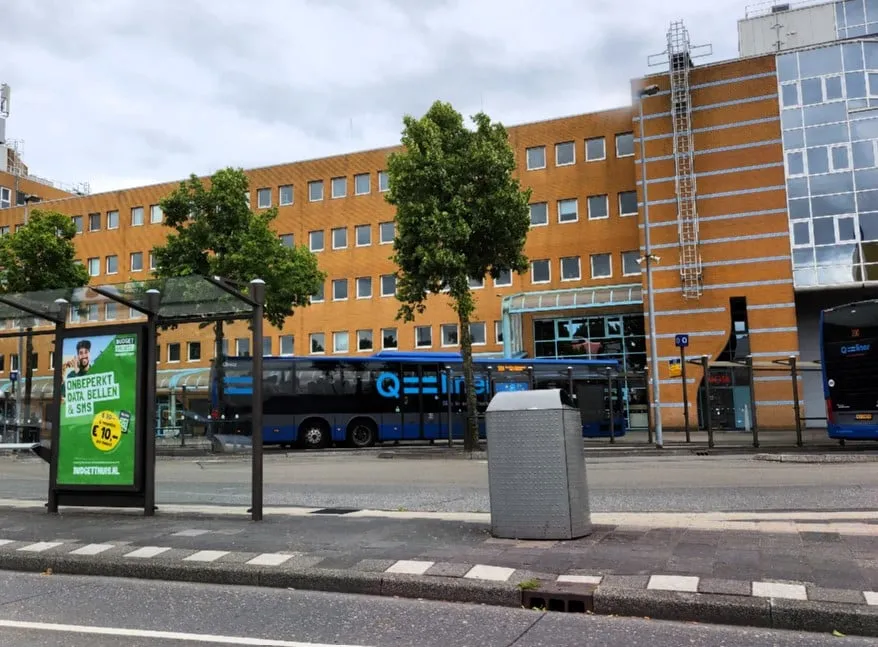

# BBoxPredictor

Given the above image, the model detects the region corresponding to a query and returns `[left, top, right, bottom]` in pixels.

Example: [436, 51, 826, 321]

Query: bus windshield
[822, 300, 878, 413]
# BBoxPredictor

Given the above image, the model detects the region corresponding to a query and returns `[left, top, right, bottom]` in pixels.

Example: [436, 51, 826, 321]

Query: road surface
[2, 452, 877, 513]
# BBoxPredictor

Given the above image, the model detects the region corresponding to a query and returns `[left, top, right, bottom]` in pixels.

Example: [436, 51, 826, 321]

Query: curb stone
[1, 551, 876, 637]
[753, 453, 878, 464]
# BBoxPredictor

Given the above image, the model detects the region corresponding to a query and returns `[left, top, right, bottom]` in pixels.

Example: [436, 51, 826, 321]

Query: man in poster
[64, 339, 92, 378]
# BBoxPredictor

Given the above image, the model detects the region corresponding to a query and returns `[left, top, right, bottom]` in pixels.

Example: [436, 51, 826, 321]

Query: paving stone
[697, 577, 752, 596]
[600, 574, 649, 590]
[806, 585, 866, 605]
[354, 559, 397, 573]
[800, 531, 842, 543]
[424, 562, 471, 578]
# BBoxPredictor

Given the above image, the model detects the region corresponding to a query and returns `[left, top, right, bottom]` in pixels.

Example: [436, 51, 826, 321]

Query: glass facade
[836, 0, 878, 40]
[779, 39, 878, 287]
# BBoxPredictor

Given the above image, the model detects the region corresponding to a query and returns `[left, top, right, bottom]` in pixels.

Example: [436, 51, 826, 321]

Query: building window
[585, 137, 606, 161]
[107, 210, 119, 229]
[131, 207, 144, 226]
[130, 252, 143, 272]
[378, 170, 389, 192]
[309, 230, 324, 252]
[356, 276, 372, 299]
[355, 224, 371, 246]
[622, 251, 641, 275]
[557, 198, 578, 223]
[494, 321, 504, 344]
[236, 338, 250, 357]
[168, 343, 181, 363]
[279, 233, 294, 248]
[616, 132, 635, 157]
[333, 331, 349, 353]
[149, 252, 156, 270]
[529, 202, 548, 226]
[526, 146, 546, 170]
[106, 255, 118, 274]
[150, 204, 163, 223]
[85, 304, 99, 322]
[470, 322, 487, 345]
[531, 259, 551, 284]
[379, 221, 395, 244]
[279, 335, 294, 355]
[312, 282, 325, 303]
[308, 180, 324, 202]
[188, 342, 201, 361]
[468, 276, 484, 289]
[0, 187, 9, 209]
[381, 327, 398, 349]
[354, 173, 370, 195]
[380, 274, 396, 297]
[257, 188, 271, 208]
[72, 215, 83, 233]
[560, 256, 581, 281]
[105, 303, 117, 321]
[591, 253, 612, 278]
[494, 269, 512, 287]
[441, 324, 459, 346]
[331, 227, 347, 249]
[87, 257, 100, 277]
[279, 184, 294, 205]
[415, 325, 432, 348]
[10, 354, 18, 371]
[357, 329, 373, 351]
[310, 333, 325, 354]
[331, 176, 347, 199]
[88, 213, 101, 231]
[332, 278, 348, 300]
[618, 191, 638, 216]
[555, 141, 575, 166]
[588, 194, 609, 220]
[261, 337, 272, 356]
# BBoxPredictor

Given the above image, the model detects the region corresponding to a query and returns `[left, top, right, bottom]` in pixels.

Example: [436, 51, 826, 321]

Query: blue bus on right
[820, 299, 878, 441]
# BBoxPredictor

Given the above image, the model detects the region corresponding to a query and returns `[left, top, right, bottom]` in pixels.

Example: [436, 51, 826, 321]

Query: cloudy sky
[5, 0, 757, 194]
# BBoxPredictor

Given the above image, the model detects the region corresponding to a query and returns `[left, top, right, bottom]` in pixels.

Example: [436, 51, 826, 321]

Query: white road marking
[647, 575, 699, 593]
[183, 550, 229, 563]
[124, 546, 171, 558]
[0, 539, 13, 547]
[752, 581, 808, 600]
[0, 619, 372, 646]
[557, 575, 603, 585]
[17, 542, 62, 553]
[384, 560, 434, 575]
[173, 529, 212, 537]
[70, 544, 114, 556]
[464, 564, 515, 582]
[247, 553, 295, 566]
[864, 591, 878, 605]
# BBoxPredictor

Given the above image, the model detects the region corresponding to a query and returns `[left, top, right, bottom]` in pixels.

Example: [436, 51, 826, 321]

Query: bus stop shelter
[0, 275, 268, 521]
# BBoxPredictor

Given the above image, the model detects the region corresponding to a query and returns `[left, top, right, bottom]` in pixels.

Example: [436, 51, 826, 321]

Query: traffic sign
[9, 370, 18, 382]
[674, 334, 689, 348]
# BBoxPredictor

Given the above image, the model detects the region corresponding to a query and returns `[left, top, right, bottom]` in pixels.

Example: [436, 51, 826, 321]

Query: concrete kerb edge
[1, 552, 876, 637]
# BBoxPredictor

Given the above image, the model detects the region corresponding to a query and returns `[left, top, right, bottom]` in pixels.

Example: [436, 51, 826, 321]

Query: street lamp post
[638, 84, 663, 449]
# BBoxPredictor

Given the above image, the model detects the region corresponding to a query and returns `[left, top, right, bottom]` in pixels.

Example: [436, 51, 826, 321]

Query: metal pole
[144, 289, 160, 517]
[24, 326, 33, 442]
[790, 356, 803, 447]
[644, 367, 653, 444]
[681, 345, 690, 443]
[639, 94, 663, 449]
[446, 366, 453, 447]
[249, 279, 266, 522]
[746, 355, 759, 448]
[701, 354, 714, 448]
[47, 299, 68, 514]
[607, 368, 615, 443]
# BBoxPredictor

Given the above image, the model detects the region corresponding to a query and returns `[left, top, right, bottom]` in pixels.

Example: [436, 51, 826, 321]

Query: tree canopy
[0, 209, 89, 294]
[152, 167, 325, 329]
[385, 100, 532, 449]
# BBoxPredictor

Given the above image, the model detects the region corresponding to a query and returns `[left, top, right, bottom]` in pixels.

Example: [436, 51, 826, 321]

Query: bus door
[400, 364, 424, 440]
[421, 363, 444, 439]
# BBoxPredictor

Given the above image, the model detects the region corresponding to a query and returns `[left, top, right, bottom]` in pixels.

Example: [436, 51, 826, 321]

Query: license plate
[856, 413, 873, 421]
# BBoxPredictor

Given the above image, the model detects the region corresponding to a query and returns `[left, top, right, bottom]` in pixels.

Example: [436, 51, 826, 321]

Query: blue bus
[209, 351, 626, 449]
[820, 299, 878, 441]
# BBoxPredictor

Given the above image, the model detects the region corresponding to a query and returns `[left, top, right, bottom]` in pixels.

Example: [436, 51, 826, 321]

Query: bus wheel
[348, 419, 377, 448]
[298, 420, 330, 450]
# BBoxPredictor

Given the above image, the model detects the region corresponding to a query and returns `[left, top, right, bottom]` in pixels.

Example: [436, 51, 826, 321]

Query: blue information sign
[674, 334, 689, 349]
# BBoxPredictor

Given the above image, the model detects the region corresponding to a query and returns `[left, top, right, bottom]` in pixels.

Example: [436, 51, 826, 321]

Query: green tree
[385, 101, 532, 451]
[0, 209, 89, 430]
[152, 167, 325, 411]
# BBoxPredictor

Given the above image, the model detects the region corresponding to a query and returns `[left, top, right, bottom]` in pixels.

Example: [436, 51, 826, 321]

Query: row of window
[258, 171, 391, 208]
[529, 192, 638, 226]
[84, 251, 156, 277]
[524, 133, 635, 171]
[71, 205, 164, 234]
[308, 321, 504, 355]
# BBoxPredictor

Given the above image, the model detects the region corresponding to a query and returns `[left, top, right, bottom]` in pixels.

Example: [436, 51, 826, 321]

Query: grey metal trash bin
[485, 388, 591, 540]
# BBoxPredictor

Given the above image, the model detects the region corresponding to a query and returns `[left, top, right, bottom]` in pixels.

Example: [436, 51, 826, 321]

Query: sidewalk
[0, 501, 876, 636]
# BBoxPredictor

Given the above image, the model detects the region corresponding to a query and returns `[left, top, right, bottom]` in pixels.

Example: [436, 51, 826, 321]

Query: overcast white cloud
[4, 0, 753, 193]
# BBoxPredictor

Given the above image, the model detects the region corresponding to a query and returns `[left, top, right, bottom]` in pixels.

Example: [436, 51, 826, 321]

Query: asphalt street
[2, 453, 878, 513]
[0, 571, 872, 646]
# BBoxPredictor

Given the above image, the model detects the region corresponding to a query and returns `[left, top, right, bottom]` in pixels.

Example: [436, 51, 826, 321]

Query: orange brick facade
[0, 52, 802, 429]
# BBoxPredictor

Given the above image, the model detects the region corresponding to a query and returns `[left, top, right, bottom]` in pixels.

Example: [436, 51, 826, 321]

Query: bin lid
[486, 388, 575, 412]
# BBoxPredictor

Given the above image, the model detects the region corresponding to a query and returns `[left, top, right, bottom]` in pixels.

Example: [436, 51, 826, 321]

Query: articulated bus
[209, 351, 625, 449]
[820, 299, 878, 441]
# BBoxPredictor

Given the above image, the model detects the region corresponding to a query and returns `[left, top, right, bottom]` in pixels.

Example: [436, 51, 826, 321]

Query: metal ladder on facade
[668, 20, 703, 299]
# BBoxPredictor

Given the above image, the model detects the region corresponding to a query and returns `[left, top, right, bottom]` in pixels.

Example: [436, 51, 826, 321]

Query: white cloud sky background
[4, 0, 757, 194]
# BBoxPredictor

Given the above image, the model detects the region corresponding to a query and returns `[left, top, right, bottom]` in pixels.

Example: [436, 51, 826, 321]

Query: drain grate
[521, 584, 595, 613]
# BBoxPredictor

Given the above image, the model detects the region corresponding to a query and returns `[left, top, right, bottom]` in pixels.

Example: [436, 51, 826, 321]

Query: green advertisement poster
[56, 331, 140, 487]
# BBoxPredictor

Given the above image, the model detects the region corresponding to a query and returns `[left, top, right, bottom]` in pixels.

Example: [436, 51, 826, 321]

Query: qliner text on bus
[375, 372, 489, 398]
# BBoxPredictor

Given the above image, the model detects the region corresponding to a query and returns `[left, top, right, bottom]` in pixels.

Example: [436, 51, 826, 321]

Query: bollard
[790, 356, 803, 447]
[746, 355, 759, 448]
[701, 355, 714, 449]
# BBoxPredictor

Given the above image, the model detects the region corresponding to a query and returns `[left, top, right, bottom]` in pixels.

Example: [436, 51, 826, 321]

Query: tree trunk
[458, 313, 479, 452]
[24, 327, 33, 441]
